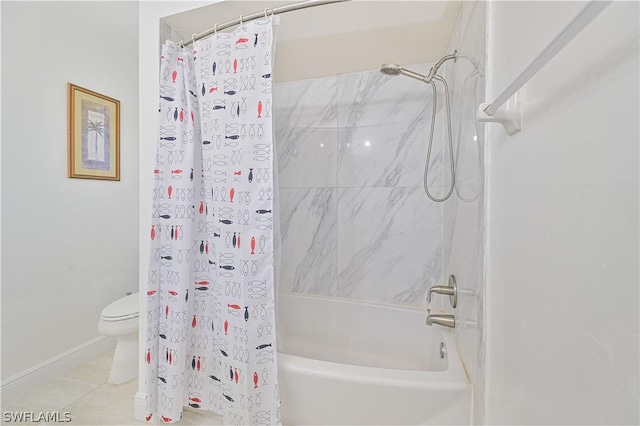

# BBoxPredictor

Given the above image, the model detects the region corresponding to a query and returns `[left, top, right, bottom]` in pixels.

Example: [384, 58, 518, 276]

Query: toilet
[98, 292, 139, 384]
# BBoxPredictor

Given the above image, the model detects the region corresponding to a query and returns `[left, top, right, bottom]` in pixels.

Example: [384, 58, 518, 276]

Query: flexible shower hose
[424, 75, 455, 202]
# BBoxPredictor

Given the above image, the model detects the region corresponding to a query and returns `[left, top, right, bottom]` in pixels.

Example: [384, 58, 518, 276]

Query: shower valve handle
[426, 275, 457, 308]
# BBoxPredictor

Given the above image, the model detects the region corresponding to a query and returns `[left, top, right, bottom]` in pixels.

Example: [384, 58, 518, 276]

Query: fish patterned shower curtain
[145, 19, 280, 425]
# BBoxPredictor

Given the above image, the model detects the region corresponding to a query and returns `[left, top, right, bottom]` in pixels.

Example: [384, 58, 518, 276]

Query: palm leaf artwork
[87, 119, 105, 160]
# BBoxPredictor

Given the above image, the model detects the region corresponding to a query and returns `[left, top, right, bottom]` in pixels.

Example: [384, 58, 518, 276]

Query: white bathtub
[276, 293, 471, 425]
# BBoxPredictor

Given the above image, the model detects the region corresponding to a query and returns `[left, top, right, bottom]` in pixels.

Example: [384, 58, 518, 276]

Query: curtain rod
[180, 0, 352, 47]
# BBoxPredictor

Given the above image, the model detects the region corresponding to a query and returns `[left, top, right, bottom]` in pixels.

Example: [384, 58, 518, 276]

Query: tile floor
[1, 350, 221, 425]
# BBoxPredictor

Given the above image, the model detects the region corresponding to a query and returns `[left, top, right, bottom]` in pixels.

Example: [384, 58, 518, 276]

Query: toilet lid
[102, 292, 139, 319]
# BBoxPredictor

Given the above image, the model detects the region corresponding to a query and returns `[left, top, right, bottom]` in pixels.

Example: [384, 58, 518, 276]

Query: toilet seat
[101, 313, 139, 322]
[101, 293, 139, 322]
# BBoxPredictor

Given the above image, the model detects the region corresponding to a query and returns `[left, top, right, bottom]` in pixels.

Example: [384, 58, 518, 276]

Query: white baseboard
[1, 336, 116, 406]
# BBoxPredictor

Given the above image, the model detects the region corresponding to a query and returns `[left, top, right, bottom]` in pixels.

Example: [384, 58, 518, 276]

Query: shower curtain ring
[191, 33, 197, 45]
[239, 15, 243, 28]
[213, 23, 218, 37]
[264, 8, 273, 21]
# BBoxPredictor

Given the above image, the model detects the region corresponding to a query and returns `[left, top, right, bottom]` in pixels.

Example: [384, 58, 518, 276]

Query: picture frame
[67, 83, 120, 180]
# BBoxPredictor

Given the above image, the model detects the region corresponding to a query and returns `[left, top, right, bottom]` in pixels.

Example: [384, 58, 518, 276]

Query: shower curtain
[145, 19, 280, 425]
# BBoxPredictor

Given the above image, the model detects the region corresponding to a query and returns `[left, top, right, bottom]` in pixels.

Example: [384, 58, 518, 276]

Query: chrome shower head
[379, 63, 431, 83]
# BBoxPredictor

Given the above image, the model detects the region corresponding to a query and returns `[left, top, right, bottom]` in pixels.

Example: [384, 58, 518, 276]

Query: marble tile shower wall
[274, 64, 444, 307]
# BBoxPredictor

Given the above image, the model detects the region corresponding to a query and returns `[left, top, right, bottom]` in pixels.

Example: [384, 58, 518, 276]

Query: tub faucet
[426, 309, 456, 328]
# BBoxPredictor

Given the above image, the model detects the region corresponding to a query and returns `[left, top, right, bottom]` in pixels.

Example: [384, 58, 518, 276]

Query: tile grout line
[59, 350, 115, 412]
[60, 379, 109, 413]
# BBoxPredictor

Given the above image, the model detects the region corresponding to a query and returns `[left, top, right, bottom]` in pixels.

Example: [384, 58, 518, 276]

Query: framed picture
[68, 83, 120, 180]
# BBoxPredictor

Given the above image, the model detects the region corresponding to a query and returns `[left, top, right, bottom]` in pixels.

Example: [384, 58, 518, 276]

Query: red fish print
[257, 101, 263, 118]
[151, 225, 156, 240]
[169, 290, 178, 296]
[236, 38, 249, 44]
[162, 416, 172, 422]
[165, 305, 169, 318]
[192, 315, 197, 328]
[172, 70, 177, 83]
[175, 226, 179, 240]
[253, 371, 258, 388]
[224, 320, 229, 335]
[146, 414, 153, 421]
[230, 188, 235, 203]
[228, 304, 241, 310]
[234, 368, 239, 383]
[147, 290, 156, 296]
[191, 110, 195, 124]
[179, 108, 184, 122]
[199, 202, 204, 214]
[168, 185, 173, 199]
[197, 357, 201, 371]
[146, 349, 151, 364]
[251, 236, 256, 255]
[237, 233, 241, 248]
[233, 59, 238, 73]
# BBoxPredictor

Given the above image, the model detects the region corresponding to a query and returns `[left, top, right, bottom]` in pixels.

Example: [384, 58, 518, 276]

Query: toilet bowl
[98, 292, 139, 384]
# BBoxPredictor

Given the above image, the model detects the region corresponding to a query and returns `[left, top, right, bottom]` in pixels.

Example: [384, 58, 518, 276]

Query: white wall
[485, 1, 639, 424]
[440, 2, 486, 424]
[1, 1, 139, 381]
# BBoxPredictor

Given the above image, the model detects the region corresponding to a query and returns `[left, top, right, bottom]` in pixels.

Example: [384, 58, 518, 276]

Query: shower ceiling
[163, 1, 459, 43]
